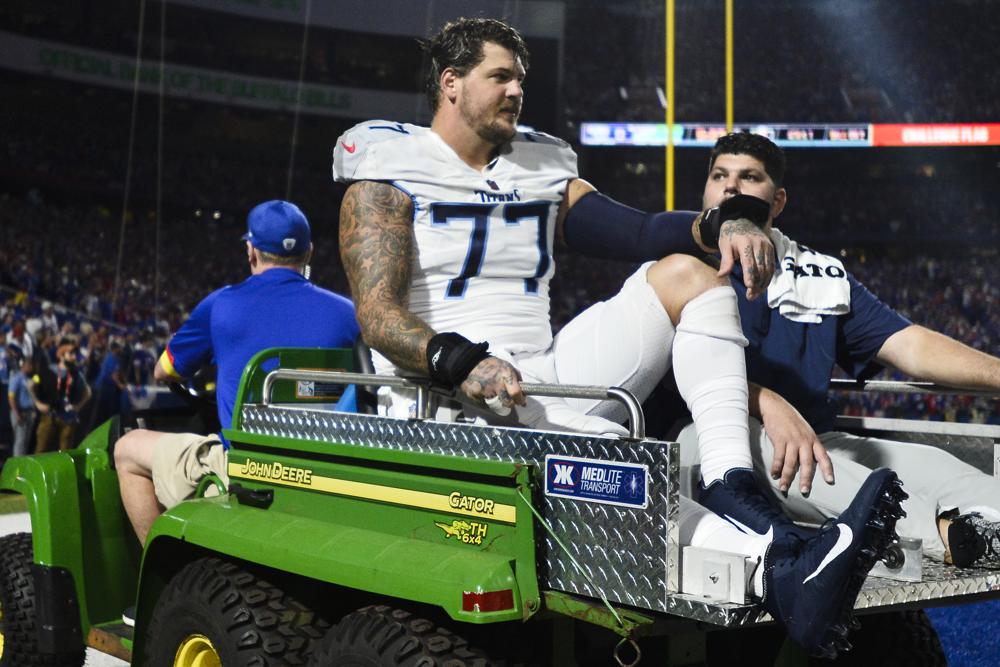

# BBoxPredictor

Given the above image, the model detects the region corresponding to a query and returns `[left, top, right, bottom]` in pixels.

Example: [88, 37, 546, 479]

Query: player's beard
[460, 95, 519, 146]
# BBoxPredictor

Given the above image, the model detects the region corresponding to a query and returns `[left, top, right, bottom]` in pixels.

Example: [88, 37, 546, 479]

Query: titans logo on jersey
[332, 120, 578, 371]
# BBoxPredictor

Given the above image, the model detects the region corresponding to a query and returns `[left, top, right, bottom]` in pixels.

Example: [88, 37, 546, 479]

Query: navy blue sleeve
[563, 192, 703, 261]
[836, 273, 911, 380]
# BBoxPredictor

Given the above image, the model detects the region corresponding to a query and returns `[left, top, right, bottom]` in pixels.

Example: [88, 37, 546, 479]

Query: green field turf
[0, 493, 27, 515]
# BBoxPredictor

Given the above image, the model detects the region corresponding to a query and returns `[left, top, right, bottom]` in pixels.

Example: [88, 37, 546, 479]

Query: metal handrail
[261, 369, 647, 439]
[830, 378, 1000, 397]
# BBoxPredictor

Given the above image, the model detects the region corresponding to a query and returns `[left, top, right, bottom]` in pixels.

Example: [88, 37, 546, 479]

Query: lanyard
[58, 370, 74, 401]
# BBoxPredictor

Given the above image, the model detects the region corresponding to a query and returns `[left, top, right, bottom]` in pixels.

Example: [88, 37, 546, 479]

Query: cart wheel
[309, 605, 494, 666]
[142, 557, 328, 666]
[0, 533, 85, 667]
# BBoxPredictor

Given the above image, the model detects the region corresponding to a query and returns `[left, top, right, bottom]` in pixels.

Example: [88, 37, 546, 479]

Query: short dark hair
[257, 248, 309, 267]
[421, 17, 530, 112]
[709, 132, 786, 187]
[56, 336, 78, 352]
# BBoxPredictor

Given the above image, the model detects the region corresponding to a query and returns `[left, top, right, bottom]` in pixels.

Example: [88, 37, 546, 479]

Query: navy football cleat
[759, 467, 907, 659]
[699, 468, 812, 541]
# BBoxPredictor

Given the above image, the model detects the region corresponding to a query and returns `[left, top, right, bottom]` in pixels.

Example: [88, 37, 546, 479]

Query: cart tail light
[462, 589, 514, 612]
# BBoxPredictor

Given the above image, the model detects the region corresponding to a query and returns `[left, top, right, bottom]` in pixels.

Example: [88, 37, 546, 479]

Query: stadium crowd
[4, 0, 1000, 462]
[3, 185, 1000, 462]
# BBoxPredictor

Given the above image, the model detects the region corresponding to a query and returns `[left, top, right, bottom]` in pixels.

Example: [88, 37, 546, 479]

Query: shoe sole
[812, 471, 908, 659]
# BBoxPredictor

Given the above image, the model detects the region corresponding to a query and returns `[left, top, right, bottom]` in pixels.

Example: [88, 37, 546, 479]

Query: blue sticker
[544, 455, 649, 509]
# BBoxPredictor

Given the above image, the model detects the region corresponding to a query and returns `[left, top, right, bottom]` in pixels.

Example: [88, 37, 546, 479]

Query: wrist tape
[426, 332, 490, 387]
[698, 194, 771, 248]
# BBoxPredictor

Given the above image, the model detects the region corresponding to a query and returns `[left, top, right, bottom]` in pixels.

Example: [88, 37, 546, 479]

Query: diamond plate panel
[663, 557, 1000, 627]
[834, 416, 1000, 474]
[239, 405, 681, 613]
[870, 432, 996, 475]
[238, 405, 1000, 624]
[857, 559, 1000, 608]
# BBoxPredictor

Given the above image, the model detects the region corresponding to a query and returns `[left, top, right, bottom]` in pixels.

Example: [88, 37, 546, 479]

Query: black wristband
[698, 194, 772, 248]
[426, 332, 490, 387]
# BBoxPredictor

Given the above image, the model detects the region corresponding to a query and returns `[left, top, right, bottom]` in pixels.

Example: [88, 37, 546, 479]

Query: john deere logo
[435, 520, 488, 545]
[239, 459, 313, 485]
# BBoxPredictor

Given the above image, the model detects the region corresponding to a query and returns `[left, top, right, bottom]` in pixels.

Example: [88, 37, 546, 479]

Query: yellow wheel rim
[173, 634, 221, 667]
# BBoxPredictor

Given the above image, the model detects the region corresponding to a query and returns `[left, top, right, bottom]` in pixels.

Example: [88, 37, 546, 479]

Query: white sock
[679, 496, 771, 598]
[673, 287, 752, 483]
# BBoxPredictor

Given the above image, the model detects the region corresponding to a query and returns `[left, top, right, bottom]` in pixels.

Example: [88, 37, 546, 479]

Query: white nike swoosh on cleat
[724, 515, 774, 541]
[803, 524, 853, 584]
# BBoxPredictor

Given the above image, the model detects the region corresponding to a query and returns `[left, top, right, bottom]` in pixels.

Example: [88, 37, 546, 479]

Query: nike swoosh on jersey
[803, 523, 853, 584]
[342, 141, 357, 153]
[724, 515, 774, 542]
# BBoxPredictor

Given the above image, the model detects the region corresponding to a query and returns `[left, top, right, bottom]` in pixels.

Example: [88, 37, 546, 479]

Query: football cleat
[759, 468, 907, 659]
[698, 468, 812, 540]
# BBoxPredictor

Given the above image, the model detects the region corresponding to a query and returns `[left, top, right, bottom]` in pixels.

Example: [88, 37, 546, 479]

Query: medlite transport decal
[544, 455, 649, 509]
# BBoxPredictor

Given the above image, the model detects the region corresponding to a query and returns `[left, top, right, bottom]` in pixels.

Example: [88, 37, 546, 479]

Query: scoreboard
[580, 122, 1000, 148]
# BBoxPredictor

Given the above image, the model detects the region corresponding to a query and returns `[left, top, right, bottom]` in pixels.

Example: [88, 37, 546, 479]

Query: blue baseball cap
[242, 200, 311, 256]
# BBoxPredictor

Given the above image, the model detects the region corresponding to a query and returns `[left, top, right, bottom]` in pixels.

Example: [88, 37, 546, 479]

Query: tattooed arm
[339, 181, 526, 410]
[693, 217, 775, 300]
[340, 180, 430, 372]
[717, 219, 775, 300]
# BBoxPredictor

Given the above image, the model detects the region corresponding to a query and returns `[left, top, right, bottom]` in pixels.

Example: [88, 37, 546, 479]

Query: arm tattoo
[460, 357, 508, 401]
[720, 218, 766, 240]
[340, 181, 434, 373]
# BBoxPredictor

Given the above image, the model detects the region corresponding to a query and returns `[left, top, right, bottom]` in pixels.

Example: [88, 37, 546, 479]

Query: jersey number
[430, 202, 551, 298]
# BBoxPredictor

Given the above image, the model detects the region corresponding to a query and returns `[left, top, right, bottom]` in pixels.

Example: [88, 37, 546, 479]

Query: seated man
[678, 132, 1000, 567]
[114, 200, 359, 548]
[331, 17, 907, 657]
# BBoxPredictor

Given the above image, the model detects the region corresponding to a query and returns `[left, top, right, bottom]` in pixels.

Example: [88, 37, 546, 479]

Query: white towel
[766, 228, 850, 323]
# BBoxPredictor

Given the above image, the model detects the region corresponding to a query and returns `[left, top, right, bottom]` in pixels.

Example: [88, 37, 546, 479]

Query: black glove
[426, 332, 490, 388]
[698, 194, 772, 248]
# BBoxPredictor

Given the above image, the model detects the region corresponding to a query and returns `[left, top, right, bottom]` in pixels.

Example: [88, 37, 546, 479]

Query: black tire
[142, 557, 329, 666]
[309, 605, 494, 667]
[820, 609, 946, 666]
[0, 533, 85, 667]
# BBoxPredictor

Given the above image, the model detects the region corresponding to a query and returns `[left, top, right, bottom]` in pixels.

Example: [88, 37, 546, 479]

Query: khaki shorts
[151, 432, 230, 509]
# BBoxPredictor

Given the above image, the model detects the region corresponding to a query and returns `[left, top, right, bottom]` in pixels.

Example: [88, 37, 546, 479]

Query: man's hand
[718, 220, 775, 300]
[36, 402, 51, 415]
[459, 357, 527, 415]
[757, 386, 834, 496]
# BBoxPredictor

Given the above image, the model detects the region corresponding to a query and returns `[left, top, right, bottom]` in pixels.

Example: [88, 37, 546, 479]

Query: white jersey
[333, 120, 578, 373]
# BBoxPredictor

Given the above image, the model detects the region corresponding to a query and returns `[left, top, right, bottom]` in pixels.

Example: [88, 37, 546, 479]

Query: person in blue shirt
[7, 353, 37, 457]
[113, 200, 360, 547]
[678, 132, 1000, 568]
[91, 339, 126, 428]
